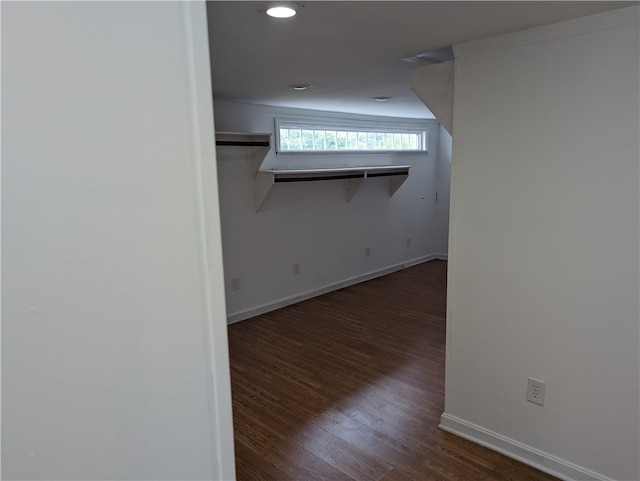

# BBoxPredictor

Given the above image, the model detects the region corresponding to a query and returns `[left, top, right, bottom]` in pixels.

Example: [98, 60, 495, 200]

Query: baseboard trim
[227, 254, 438, 324]
[439, 413, 612, 481]
[435, 252, 448, 260]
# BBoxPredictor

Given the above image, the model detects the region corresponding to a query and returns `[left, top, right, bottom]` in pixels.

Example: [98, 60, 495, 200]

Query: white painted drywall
[444, 7, 639, 480]
[2, 2, 235, 480]
[213, 102, 444, 322]
[435, 126, 452, 258]
[411, 61, 454, 134]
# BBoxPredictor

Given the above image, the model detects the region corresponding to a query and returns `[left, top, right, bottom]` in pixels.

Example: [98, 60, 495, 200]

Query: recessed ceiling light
[290, 84, 312, 91]
[373, 96, 391, 102]
[266, 6, 297, 18]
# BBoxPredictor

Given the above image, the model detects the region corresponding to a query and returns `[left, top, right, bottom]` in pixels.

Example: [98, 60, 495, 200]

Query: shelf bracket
[346, 178, 364, 203]
[254, 171, 274, 212]
[390, 173, 409, 196]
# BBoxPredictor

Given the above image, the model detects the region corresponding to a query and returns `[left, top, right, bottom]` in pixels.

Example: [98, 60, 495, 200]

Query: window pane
[313, 130, 326, 150]
[289, 129, 302, 150]
[348, 132, 358, 150]
[280, 129, 290, 150]
[366, 133, 376, 150]
[326, 131, 337, 150]
[337, 131, 348, 149]
[393, 133, 402, 149]
[385, 133, 394, 149]
[302, 130, 314, 150]
[357, 132, 367, 150]
[376, 133, 384, 149]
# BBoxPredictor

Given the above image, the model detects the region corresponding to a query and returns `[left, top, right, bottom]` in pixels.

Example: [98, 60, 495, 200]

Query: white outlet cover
[527, 377, 546, 406]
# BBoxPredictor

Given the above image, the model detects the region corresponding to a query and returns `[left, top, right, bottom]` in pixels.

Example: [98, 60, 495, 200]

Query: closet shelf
[214, 132, 410, 212]
[215, 131, 271, 147]
[260, 165, 410, 181]
[255, 165, 410, 210]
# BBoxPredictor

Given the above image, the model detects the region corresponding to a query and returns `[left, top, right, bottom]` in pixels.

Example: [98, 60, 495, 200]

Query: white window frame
[275, 117, 428, 154]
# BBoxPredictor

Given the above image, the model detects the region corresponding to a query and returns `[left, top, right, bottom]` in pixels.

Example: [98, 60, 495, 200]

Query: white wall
[435, 125, 452, 257]
[213, 102, 446, 322]
[442, 7, 639, 481]
[2, 3, 235, 480]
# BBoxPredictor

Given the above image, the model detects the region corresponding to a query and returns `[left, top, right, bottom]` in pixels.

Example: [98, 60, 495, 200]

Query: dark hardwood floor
[228, 260, 558, 481]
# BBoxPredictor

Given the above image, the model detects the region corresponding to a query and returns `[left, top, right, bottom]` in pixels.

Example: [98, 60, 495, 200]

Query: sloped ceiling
[207, 1, 636, 119]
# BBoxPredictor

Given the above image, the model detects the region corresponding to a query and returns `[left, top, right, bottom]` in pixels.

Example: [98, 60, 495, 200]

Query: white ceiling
[207, 1, 636, 119]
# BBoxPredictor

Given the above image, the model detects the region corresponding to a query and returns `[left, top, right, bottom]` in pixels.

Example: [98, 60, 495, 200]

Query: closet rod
[215, 140, 270, 147]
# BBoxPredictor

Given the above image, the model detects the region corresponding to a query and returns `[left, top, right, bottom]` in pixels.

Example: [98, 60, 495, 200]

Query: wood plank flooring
[228, 260, 558, 481]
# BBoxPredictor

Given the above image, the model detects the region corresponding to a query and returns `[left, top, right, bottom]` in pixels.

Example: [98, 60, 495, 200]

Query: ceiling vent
[402, 46, 454, 65]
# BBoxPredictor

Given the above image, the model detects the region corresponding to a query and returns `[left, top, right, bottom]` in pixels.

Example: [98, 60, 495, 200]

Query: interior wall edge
[183, 2, 236, 479]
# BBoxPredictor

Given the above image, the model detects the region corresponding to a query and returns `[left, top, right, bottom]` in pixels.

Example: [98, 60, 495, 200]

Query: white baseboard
[227, 254, 437, 324]
[439, 413, 612, 481]
[435, 252, 448, 260]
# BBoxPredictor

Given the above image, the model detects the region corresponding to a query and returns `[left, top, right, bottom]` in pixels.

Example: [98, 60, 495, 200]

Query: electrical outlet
[527, 377, 546, 406]
[406, 236, 412, 247]
[293, 262, 300, 275]
[365, 246, 371, 257]
[231, 277, 240, 291]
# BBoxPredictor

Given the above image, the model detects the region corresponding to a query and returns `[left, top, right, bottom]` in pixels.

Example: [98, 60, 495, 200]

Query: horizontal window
[276, 118, 427, 154]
